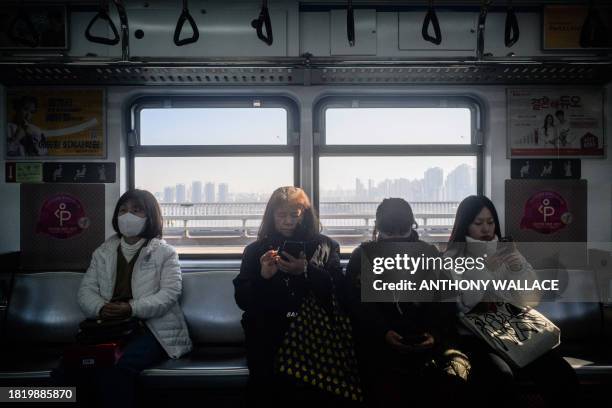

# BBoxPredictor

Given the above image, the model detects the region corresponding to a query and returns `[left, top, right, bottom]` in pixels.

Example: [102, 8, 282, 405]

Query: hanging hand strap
[8, 4, 40, 48]
[580, 0, 608, 48]
[422, 0, 442, 45]
[85, 0, 120, 45]
[174, 0, 199, 46]
[347, 0, 355, 47]
[251, 0, 273, 46]
[476, 0, 490, 60]
[504, 0, 519, 47]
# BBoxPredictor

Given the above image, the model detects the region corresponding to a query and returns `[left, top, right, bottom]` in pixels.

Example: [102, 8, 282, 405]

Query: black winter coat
[233, 232, 344, 383]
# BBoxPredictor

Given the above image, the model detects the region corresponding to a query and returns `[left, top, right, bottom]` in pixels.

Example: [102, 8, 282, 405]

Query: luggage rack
[0, 56, 611, 86]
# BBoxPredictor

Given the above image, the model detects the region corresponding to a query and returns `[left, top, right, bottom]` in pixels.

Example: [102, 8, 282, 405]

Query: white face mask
[465, 235, 498, 258]
[118, 212, 147, 238]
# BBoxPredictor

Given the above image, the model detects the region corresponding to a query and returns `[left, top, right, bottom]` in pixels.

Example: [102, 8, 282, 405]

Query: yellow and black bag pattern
[275, 292, 363, 402]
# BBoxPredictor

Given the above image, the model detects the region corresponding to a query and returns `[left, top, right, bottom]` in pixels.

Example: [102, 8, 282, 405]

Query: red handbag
[63, 342, 125, 369]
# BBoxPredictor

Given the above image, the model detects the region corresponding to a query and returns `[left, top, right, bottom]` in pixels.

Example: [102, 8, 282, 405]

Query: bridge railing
[160, 202, 459, 241]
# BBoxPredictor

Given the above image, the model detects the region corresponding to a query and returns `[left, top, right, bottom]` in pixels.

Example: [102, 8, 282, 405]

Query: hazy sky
[136, 107, 474, 194]
[140, 108, 287, 145]
[326, 108, 471, 145]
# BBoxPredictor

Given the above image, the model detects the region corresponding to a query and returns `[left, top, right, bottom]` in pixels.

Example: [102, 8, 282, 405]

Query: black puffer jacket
[233, 232, 344, 383]
[345, 232, 460, 366]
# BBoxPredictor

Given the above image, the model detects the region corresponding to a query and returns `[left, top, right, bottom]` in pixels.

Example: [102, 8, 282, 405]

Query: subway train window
[134, 157, 293, 255]
[325, 107, 472, 145]
[316, 98, 481, 252]
[140, 108, 288, 145]
[132, 97, 298, 255]
[319, 156, 477, 252]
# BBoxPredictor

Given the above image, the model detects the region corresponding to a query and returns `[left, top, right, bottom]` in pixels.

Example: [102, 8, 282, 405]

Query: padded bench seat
[1, 267, 611, 389]
[0, 270, 249, 389]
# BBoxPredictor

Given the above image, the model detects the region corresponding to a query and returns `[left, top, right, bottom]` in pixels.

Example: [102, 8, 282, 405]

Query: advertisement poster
[543, 5, 612, 50]
[505, 179, 587, 268]
[0, 5, 68, 49]
[6, 88, 105, 159]
[507, 89, 605, 158]
[20, 183, 105, 270]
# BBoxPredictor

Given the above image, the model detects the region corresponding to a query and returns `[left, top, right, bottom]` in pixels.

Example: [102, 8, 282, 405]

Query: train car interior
[0, 0, 611, 406]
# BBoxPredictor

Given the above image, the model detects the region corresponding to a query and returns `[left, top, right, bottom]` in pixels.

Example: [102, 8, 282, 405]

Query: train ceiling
[1, 1, 611, 85]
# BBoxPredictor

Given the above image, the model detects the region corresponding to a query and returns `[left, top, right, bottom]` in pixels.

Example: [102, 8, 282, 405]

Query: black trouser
[460, 335, 578, 408]
[52, 328, 167, 408]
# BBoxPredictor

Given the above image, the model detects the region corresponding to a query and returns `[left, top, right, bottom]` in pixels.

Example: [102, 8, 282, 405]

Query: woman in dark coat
[345, 198, 470, 408]
[234, 186, 351, 407]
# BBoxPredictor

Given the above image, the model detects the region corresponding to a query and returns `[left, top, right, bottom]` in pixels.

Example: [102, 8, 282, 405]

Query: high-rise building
[355, 178, 366, 201]
[218, 183, 229, 203]
[367, 179, 375, 200]
[424, 167, 444, 201]
[191, 181, 202, 203]
[176, 184, 186, 203]
[163, 186, 175, 203]
[445, 164, 476, 201]
[205, 182, 216, 202]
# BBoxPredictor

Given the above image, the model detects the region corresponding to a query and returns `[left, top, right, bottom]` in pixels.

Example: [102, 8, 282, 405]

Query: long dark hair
[372, 198, 418, 240]
[257, 186, 320, 241]
[543, 114, 554, 136]
[112, 189, 164, 239]
[448, 195, 501, 244]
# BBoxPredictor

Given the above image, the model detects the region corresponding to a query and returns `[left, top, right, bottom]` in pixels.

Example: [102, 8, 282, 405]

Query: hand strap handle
[174, 0, 199, 46]
[85, 0, 120, 45]
[251, 0, 273, 46]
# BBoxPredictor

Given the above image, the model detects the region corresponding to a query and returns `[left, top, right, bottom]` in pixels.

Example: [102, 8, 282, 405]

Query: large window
[315, 97, 482, 253]
[130, 97, 298, 256]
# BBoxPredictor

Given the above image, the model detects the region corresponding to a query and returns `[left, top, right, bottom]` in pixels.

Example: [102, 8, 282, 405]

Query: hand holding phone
[279, 241, 305, 261]
[260, 249, 280, 279]
[277, 241, 307, 276]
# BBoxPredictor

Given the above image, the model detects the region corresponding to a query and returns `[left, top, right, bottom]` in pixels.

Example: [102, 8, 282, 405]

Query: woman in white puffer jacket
[76, 189, 192, 408]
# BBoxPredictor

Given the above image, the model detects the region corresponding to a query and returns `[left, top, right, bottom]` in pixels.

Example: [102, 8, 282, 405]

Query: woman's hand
[501, 252, 524, 272]
[260, 250, 280, 280]
[277, 251, 307, 276]
[99, 302, 132, 320]
[384, 330, 435, 353]
[495, 241, 523, 272]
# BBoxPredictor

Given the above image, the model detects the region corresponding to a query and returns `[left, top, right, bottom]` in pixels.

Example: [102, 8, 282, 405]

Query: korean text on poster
[6, 88, 105, 159]
[507, 89, 604, 158]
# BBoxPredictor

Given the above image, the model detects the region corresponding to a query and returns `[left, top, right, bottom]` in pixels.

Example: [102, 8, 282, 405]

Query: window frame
[128, 95, 300, 189]
[127, 95, 300, 259]
[313, 94, 484, 221]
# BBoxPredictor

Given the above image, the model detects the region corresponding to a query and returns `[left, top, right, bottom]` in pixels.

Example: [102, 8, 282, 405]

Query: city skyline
[153, 163, 476, 203]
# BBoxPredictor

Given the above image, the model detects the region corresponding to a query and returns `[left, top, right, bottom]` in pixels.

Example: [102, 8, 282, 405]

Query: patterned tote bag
[275, 291, 363, 402]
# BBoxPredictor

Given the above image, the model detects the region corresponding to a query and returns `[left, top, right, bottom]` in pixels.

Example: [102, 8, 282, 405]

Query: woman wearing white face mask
[444, 195, 576, 408]
[72, 189, 192, 408]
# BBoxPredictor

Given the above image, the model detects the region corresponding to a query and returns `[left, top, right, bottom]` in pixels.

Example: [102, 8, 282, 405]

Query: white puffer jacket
[77, 235, 192, 359]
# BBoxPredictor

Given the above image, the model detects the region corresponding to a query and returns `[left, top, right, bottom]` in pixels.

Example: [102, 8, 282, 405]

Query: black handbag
[275, 291, 363, 402]
[76, 317, 144, 345]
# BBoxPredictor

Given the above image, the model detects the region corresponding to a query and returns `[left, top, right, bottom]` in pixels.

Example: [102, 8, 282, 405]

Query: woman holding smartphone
[445, 195, 577, 408]
[233, 186, 348, 407]
[345, 198, 470, 408]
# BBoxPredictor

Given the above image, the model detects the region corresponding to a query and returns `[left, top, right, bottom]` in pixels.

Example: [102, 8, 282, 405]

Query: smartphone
[280, 241, 305, 261]
[400, 333, 429, 346]
[498, 236, 515, 256]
